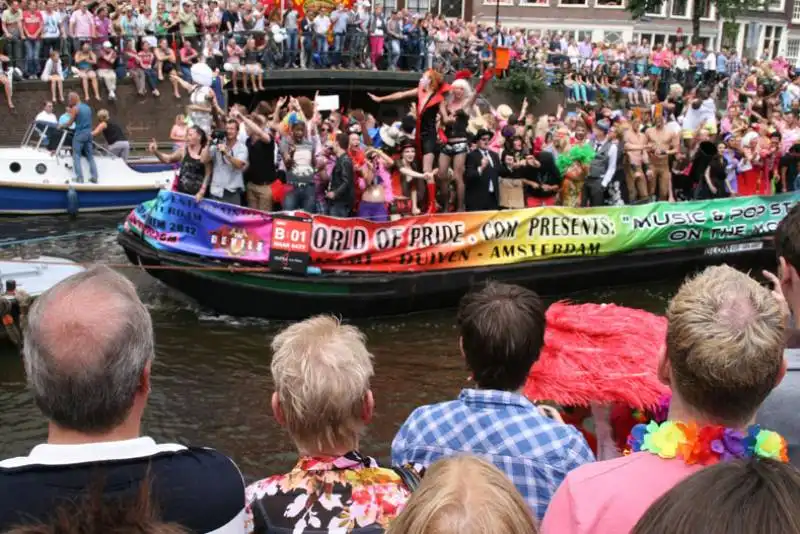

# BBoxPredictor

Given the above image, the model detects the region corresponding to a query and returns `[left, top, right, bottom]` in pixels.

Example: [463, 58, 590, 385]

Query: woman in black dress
[147, 126, 211, 201]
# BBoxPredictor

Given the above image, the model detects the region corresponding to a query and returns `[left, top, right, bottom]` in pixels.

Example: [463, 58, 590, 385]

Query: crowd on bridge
[2, 204, 800, 532]
[2, 0, 800, 105]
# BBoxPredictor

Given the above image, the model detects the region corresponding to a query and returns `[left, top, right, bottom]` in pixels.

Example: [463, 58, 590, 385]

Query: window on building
[793, 0, 800, 21]
[577, 30, 593, 41]
[604, 30, 624, 43]
[596, 0, 623, 6]
[787, 39, 800, 68]
[671, 0, 689, 17]
[763, 25, 783, 59]
[560, 0, 588, 6]
[520, 0, 549, 4]
[639, 32, 653, 44]
[382, 0, 398, 11]
[698, 0, 712, 18]
[439, 0, 463, 18]
[767, 0, 784, 10]
[406, 0, 431, 13]
[645, 0, 665, 15]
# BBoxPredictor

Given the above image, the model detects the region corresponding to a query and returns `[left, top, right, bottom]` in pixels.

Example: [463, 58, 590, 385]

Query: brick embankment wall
[0, 75, 568, 147]
[1, 79, 186, 147]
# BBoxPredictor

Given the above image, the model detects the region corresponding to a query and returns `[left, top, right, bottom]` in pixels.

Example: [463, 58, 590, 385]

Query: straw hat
[496, 104, 513, 122]
[467, 114, 487, 135]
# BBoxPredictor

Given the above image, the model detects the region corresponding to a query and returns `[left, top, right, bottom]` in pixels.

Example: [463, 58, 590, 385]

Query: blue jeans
[144, 68, 158, 91]
[180, 65, 192, 82]
[302, 35, 312, 67]
[315, 34, 329, 67]
[72, 130, 98, 182]
[333, 33, 345, 66]
[327, 202, 350, 217]
[283, 183, 316, 213]
[24, 39, 41, 77]
[389, 39, 400, 69]
[285, 29, 298, 65]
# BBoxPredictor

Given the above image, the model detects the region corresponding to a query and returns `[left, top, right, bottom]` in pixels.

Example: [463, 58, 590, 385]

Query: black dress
[418, 96, 439, 155]
[177, 148, 206, 195]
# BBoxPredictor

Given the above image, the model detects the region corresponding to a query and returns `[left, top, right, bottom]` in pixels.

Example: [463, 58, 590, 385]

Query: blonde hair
[387, 456, 538, 534]
[666, 265, 786, 425]
[271, 315, 374, 452]
[450, 79, 473, 102]
[97, 109, 110, 122]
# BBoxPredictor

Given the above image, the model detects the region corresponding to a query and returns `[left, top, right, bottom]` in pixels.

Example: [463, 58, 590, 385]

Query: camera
[210, 129, 226, 145]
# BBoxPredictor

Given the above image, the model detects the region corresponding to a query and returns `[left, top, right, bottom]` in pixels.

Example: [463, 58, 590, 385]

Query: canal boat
[117, 191, 792, 320]
[0, 122, 173, 215]
[1, 256, 86, 345]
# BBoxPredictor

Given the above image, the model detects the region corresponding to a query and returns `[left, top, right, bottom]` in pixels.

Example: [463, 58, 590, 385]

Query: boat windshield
[22, 121, 62, 150]
[22, 121, 114, 157]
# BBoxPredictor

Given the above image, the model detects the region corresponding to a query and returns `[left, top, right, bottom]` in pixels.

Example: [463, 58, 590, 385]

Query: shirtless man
[645, 113, 680, 201]
[623, 117, 649, 203]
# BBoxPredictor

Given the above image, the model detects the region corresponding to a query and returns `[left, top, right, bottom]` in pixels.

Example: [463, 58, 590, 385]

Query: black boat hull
[118, 232, 777, 320]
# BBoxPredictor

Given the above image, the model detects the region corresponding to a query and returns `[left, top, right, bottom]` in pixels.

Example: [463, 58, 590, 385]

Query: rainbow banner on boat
[123, 191, 799, 273]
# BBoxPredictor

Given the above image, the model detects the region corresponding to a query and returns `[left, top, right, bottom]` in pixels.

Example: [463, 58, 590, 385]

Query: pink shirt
[541, 452, 702, 534]
[781, 127, 800, 154]
[70, 9, 93, 38]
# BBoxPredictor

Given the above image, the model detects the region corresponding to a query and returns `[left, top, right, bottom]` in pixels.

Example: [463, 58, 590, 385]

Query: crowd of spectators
[2, 202, 800, 533]
[3, 0, 799, 105]
[12, 0, 800, 216]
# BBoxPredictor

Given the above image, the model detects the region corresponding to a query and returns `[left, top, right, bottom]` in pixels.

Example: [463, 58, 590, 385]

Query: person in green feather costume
[556, 143, 595, 207]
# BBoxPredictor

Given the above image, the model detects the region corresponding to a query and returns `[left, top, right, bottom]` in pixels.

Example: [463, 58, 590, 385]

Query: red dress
[737, 163, 765, 196]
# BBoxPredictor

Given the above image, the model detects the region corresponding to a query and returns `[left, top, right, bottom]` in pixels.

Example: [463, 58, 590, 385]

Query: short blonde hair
[271, 315, 374, 452]
[97, 109, 109, 122]
[666, 265, 786, 425]
[387, 455, 537, 534]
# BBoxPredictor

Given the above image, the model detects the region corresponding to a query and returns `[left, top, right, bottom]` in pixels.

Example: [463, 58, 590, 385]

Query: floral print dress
[244, 451, 412, 534]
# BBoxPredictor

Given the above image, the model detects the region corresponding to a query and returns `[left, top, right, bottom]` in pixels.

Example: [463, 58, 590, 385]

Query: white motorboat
[0, 256, 86, 345]
[0, 122, 174, 215]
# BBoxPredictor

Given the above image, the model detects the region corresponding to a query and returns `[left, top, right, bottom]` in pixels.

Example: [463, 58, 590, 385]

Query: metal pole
[494, 0, 499, 65]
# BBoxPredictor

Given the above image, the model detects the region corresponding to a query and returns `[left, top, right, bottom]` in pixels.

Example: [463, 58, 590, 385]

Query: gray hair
[23, 266, 154, 434]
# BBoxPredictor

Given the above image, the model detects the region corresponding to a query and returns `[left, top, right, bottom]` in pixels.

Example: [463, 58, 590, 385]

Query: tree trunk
[692, 0, 703, 44]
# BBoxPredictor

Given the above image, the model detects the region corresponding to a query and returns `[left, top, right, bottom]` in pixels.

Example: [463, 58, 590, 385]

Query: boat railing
[25, 121, 118, 160]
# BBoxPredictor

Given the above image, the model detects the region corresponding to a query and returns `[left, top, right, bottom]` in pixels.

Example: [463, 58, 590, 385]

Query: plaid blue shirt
[391, 389, 595, 520]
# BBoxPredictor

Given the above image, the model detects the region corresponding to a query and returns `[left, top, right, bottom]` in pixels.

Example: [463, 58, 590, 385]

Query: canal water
[0, 215, 678, 480]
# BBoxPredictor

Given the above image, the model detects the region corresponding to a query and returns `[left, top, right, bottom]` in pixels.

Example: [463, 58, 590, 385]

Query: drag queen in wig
[557, 143, 595, 207]
[437, 69, 493, 212]
[369, 69, 448, 214]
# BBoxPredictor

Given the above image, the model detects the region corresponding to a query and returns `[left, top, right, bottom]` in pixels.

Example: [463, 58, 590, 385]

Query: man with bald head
[0, 266, 246, 533]
[60, 91, 98, 183]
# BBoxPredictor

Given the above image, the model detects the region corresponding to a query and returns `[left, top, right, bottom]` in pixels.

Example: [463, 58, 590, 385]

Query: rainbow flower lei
[627, 421, 789, 465]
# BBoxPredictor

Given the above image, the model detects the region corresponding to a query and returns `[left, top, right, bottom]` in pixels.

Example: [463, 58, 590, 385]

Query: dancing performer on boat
[368, 69, 448, 214]
[436, 70, 494, 212]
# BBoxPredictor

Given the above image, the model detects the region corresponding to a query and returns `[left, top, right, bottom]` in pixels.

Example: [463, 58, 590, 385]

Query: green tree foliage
[626, 0, 763, 44]
[495, 68, 547, 105]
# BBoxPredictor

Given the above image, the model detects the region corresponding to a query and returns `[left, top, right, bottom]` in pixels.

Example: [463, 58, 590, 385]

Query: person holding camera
[232, 109, 276, 212]
[203, 118, 248, 206]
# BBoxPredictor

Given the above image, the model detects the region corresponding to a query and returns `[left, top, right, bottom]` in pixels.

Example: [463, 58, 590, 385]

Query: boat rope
[0, 229, 113, 248]
[0, 258, 272, 273]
